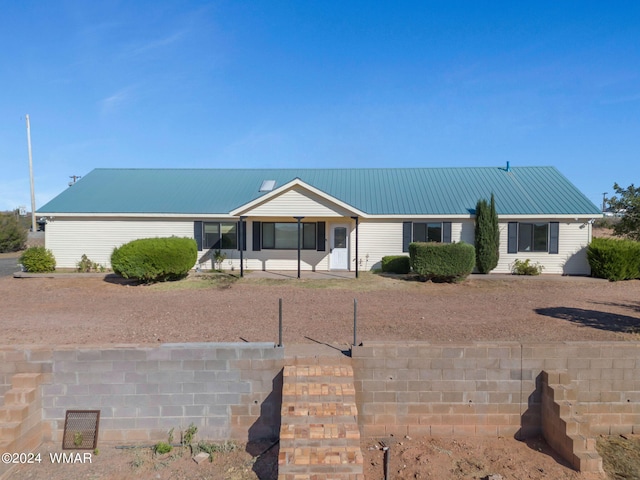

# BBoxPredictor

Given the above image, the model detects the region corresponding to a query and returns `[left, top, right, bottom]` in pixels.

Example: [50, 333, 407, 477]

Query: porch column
[239, 216, 246, 278]
[294, 216, 304, 279]
[352, 216, 359, 278]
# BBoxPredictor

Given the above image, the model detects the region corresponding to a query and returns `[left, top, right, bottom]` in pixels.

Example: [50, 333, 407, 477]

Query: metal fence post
[353, 298, 358, 347]
[278, 298, 283, 347]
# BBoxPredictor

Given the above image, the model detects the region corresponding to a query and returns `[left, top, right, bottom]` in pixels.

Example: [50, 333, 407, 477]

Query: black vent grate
[62, 410, 100, 450]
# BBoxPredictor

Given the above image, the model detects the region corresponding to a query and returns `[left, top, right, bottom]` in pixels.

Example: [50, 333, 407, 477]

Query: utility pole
[25, 115, 36, 232]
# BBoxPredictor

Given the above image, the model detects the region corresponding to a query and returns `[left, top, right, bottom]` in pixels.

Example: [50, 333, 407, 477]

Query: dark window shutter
[549, 222, 559, 254]
[507, 222, 518, 253]
[238, 220, 247, 251]
[252, 221, 261, 251]
[443, 222, 452, 243]
[317, 221, 326, 251]
[402, 222, 412, 252]
[194, 221, 203, 251]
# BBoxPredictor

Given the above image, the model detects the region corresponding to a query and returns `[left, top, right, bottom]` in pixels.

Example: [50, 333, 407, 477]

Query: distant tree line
[608, 183, 640, 241]
[0, 211, 28, 253]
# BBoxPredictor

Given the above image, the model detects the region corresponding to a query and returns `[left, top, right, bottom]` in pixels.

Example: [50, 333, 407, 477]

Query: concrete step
[11, 373, 42, 390]
[0, 422, 21, 442]
[3, 388, 37, 406]
[572, 450, 604, 473]
[0, 405, 29, 423]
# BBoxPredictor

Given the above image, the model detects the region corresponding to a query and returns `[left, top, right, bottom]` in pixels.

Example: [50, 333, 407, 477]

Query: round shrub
[111, 237, 197, 282]
[19, 246, 56, 273]
[381, 255, 411, 274]
[409, 242, 475, 283]
[588, 237, 640, 281]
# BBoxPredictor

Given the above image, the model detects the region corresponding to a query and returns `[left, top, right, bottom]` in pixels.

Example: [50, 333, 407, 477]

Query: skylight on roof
[259, 180, 276, 192]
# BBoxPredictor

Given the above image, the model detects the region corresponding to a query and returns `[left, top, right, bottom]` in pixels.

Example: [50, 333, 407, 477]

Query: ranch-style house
[37, 165, 602, 276]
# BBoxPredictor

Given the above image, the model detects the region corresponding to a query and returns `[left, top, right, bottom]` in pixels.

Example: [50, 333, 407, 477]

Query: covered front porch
[242, 269, 356, 280]
[233, 216, 362, 279]
[229, 177, 366, 279]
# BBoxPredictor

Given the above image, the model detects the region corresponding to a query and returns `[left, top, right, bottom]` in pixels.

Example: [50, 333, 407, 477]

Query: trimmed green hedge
[587, 237, 640, 281]
[409, 242, 475, 283]
[111, 237, 197, 282]
[19, 246, 56, 273]
[381, 255, 411, 274]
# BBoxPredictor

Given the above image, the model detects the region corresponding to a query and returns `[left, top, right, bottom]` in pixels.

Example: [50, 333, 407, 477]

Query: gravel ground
[1, 272, 638, 346]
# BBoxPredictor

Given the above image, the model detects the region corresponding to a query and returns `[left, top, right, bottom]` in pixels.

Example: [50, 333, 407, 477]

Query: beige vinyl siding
[243, 187, 353, 217]
[494, 220, 592, 275]
[355, 220, 403, 270]
[355, 220, 469, 270]
[45, 218, 193, 268]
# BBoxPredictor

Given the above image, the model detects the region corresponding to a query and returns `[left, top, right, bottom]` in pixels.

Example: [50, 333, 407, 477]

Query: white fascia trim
[364, 214, 473, 220]
[229, 177, 368, 217]
[497, 214, 604, 220]
[38, 213, 237, 219]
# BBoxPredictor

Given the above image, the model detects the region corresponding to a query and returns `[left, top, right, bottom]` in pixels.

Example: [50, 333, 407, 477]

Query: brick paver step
[283, 382, 356, 396]
[278, 362, 363, 480]
[284, 365, 354, 379]
[281, 423, 361, 442]
[278, 446, 364, 467]
[282, 401, 358, 417]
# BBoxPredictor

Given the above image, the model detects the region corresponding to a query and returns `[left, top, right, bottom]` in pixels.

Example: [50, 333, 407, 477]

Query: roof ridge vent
[259, 179, 276, 192]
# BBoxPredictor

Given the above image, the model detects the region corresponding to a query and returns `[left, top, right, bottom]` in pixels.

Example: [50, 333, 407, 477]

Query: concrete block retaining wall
[3, 340, 640, 460]
[0, 344, 284, 446]
[351, 341, 640, 440]
[43, 343, 285, 444]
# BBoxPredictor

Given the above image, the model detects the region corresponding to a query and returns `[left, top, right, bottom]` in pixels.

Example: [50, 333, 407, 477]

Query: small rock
[193, 452, 210, 464]
[484, 475, 504, 480]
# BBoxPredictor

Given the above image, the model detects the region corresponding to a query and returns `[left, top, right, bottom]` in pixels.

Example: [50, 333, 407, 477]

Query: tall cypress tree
[475, 193, 499, 273]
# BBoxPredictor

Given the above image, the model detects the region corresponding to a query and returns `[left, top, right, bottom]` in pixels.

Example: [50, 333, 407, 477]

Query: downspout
[351, 216, 359, 278]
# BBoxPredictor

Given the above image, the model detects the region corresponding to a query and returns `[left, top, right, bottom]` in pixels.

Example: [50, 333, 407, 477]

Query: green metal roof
[37, 166, 602, 216]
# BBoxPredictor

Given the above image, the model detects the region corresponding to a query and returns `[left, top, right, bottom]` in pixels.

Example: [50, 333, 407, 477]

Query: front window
[518, 223, 548, 252]
[262, 222, 316, 249]
[203, 222, 237, 249]
[413, 222, 442, 242]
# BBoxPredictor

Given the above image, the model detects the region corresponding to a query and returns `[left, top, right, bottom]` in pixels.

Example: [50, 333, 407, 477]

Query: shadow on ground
[535, 306, 640, 334]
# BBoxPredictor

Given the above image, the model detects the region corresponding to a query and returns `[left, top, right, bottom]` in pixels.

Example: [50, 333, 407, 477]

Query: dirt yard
[2, 262, 639, 479]
[1, 271, 639, 346]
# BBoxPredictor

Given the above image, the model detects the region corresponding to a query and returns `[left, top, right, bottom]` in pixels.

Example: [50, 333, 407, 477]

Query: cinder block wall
[39, 343, 284, 444]
[0, 347, 53, 406]
[352, 341, 640, 439]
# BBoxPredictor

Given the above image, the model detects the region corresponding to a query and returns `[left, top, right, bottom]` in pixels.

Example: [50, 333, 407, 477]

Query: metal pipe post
[383, 445, 390, 480]
[278, 298, 283, 347]
[353, 298, 358, 347]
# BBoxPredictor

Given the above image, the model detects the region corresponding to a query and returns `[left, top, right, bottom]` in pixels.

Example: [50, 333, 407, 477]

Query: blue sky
[1, 1, 639, 213]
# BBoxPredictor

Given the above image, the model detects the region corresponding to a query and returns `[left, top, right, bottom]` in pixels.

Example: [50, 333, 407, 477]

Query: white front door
[330, 224, 349, 270]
